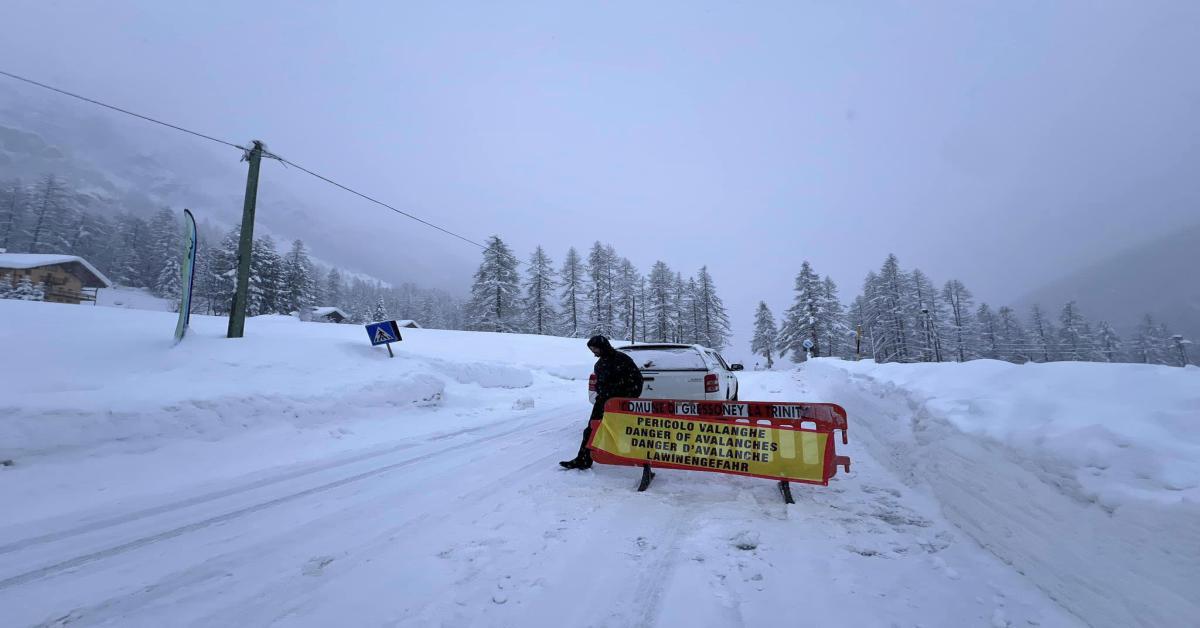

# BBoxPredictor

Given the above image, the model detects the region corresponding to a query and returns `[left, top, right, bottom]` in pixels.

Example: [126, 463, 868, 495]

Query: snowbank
[811, 358, 1200, 628]
[0, 300, 595, 460]
[834, 359, 1200, 506]
[95, 286, 174, 311]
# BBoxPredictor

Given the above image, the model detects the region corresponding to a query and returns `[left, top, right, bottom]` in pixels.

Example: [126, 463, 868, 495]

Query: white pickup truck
[589, 343, 742, 403]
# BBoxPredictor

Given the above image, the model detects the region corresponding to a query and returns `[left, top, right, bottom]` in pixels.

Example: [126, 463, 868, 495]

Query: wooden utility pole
[227, 140, 264, 339]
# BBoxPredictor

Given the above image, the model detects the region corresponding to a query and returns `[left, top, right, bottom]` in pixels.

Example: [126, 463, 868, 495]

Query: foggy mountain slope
[0, 86, 240, 221]
[0, 85, 460, 291]
[1015, 222, 1200, 340]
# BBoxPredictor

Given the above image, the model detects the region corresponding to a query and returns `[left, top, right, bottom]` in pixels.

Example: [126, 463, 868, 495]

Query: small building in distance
[0, 253, 113, 304]
[302, 306, 348, 323]
[395, 319, 422, 329]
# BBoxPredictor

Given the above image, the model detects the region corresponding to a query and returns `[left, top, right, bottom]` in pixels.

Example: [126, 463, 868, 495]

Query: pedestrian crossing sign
[365, 320, 403, 346]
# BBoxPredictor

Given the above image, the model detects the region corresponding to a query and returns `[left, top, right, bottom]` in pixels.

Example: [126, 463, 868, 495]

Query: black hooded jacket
[589, 336, 643, 400]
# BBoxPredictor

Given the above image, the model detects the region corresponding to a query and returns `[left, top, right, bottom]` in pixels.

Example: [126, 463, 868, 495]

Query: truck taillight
[704, 374, 719, 393]
[589, 373, 597, 392]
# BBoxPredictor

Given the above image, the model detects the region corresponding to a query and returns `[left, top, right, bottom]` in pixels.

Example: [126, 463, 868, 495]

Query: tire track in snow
[0, 408, 573, 591]
[32, 439, 578, 628]
[0, 417, 558, 557]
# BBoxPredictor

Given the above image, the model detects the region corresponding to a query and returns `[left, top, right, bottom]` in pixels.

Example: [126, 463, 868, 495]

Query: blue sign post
[365, 320, 403, 358]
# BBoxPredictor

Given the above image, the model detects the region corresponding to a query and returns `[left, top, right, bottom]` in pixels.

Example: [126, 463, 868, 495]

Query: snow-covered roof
[310, 306, 348, 319]
[0, 253, 113, 288]
[396, 319, 421, 328]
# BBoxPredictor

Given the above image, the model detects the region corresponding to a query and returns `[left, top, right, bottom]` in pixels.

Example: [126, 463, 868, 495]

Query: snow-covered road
[1, 370, 1083, 628]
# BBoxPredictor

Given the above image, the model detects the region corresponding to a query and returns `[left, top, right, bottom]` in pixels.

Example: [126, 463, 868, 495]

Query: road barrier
[588, 398, 851, 503]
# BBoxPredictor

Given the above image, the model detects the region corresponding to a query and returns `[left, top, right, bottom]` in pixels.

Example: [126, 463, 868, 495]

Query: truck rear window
[620, 347, 707, 370]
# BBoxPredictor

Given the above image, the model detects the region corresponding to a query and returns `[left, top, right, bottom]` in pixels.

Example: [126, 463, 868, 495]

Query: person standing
[559, 335, 643, 470]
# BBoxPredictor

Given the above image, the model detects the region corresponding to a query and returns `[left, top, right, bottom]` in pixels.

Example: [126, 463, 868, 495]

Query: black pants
[572, 399, 607, 461]
[589, 398, 606, 422]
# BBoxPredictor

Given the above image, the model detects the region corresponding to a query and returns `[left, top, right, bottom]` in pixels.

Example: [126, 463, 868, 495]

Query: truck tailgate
[639, 370, 706, 399]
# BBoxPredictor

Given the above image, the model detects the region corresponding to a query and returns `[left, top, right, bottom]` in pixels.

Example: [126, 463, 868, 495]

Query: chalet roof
[0, 253, 113, 288]
[310, 306, 348, 319]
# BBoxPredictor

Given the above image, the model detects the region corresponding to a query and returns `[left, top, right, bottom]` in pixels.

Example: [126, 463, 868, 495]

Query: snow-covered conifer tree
[70, 212, 114, 273]
[1095, 320, 1122, 363]
[465, 235, 521, 332]
[190, 236, 216, 314]
[585, 242, 617, 336]
[869, 256, 913, 362]
[324, 268, 343, 308]
[281, 240, 317, 314]
[27, 174, 69, 254]
[1154, 321, 1180, 365]
[778, 261, 823, 361]
[636, 274, 649, 342]
[522, 245, 558, 335]
[819, 276, 847, 357]
[696, 266, 732, 350]
[1057, 301, 1098, 361]
[646, 261, 674, 342]
[684, 277, 701, 345]
[1027, 304, 1056, 362]
[146, 209, 182, 300]
[110, 214, 150, 287]
[856, 275, 882, 361]
[147, 209, 179, 287]
[670, 272, 687, 343]
[941, 279, 976, 362]
[248, 235, 283, 315]
[12, 275, 44, 301]
[206, 227, 240, 314]
[1133, 314, 1167, 364]
[751, 301, 778, 368]
[615, 258, 640, 342]
[909, 269, 944, 362]
[156, 248, 183, 303]
[996, 306, 1028, 363]
[63, 206, 88, 257]
[559, 247, 585, 337]
[848, 295, 872, 360]
[976, 303, 999, 359]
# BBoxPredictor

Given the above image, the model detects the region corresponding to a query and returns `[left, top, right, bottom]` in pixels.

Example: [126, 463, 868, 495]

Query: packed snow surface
[1, 299, 1196, 627]
[95, 286, 174, 312]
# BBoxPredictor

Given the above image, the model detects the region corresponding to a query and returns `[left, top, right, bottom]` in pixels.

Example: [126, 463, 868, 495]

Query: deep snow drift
[1, 299, 1195, 627]
[1, 299, 590, 462]
[813, 358, 1200, 628]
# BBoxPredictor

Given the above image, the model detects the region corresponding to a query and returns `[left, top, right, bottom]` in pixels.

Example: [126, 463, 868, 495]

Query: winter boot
[559, 455, 591, 470]
[559, 427, 594, 470]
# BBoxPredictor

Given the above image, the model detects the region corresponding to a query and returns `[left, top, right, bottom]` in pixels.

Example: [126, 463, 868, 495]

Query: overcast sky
[3, 1, 1199, 358]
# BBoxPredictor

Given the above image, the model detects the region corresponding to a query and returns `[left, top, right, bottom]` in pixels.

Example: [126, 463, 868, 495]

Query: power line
[262, 150, 491, 253]
[0, 69, 248, 152]
[0, 68, 517, 264]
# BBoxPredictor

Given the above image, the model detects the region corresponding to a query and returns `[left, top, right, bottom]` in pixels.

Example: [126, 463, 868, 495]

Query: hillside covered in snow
[1, 299, 1197, 627]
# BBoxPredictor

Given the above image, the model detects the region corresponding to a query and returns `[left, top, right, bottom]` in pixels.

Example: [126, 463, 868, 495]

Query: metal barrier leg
[779, 480, 795, 504]
[637, 464, 655, 492]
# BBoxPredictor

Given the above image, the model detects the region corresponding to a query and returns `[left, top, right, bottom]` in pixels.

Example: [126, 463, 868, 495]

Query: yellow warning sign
[590, 411, 830, 482]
